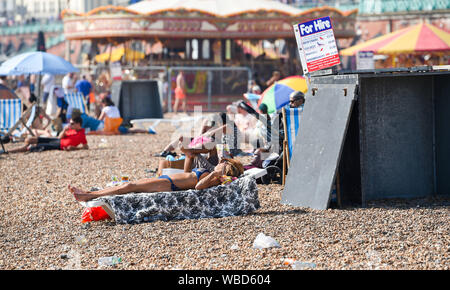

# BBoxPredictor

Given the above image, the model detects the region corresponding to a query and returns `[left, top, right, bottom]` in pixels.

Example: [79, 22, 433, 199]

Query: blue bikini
[158, 175, 180, 191]
[192, 168, 210, 181]
[158, 168, 210, 191]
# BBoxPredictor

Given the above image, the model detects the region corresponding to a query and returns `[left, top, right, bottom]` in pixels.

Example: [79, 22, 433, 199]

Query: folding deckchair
[281, 106, 302, 185]
[64, 92, 88, 117]
[0, 99, 35, 137]
[15, 104, 37, 140]
[0, 99, 22, 136]
[0, 99, 35, 151]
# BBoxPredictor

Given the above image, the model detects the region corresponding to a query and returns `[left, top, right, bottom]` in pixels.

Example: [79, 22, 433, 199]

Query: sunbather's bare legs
[6, 136, 38, 153]
[173, 97, 187, 114]
[69, 172, 200, 202]
[69, 178, 173, 202]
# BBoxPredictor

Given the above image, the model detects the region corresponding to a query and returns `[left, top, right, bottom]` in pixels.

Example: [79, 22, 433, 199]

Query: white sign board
[357, 51, 375, 70]
[293, 16, 340, 75]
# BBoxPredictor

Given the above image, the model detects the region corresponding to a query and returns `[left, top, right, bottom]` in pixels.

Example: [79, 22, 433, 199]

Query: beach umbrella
[0, 51, 79, 107]
[340, 22, 450, 56]
[257, 75, 308, 114]
[0, 51, 79, 76]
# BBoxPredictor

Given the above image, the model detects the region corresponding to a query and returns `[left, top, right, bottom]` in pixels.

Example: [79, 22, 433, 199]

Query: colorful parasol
[95, 47, 145, 63]
[258, 75, 308, 114]
[340, 22, 450, 56]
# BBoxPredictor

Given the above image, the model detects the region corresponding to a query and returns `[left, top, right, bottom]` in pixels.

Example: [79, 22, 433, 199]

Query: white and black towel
[96, 176, 260, 224]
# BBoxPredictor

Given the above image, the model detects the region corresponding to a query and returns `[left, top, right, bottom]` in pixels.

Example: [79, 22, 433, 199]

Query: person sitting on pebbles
[1, 116, 88, 154]
[97, 98, 153, 135]
[69, 158, 244, 202]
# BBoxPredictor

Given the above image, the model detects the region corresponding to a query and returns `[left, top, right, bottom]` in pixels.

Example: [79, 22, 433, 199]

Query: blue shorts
[118, 126, 129, 134]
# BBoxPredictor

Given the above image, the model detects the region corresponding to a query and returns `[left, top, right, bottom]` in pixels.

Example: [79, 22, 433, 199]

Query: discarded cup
[252, 233, 281, 249]
[98, 256, 122, 267]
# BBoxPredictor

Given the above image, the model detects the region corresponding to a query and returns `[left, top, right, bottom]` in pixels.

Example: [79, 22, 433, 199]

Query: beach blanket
[95, 176, 259, 224]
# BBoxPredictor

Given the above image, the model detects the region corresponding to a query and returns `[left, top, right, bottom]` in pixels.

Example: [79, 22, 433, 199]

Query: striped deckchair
[64, 92, 88, 116]
[281, 106, 303, 185]
[282, 106, 303, 161]
[0, 99, 35, 151]
[0, 99, 22, 136]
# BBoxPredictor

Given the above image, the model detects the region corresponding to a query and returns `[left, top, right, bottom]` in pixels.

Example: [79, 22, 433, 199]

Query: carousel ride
[61, 0, 357, 110]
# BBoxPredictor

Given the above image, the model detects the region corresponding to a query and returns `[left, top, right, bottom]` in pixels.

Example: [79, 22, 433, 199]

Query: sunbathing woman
[69, 158, 244, 202]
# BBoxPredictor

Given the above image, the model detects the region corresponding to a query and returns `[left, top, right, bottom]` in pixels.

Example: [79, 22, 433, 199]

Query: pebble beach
[0, 119, 449, 270]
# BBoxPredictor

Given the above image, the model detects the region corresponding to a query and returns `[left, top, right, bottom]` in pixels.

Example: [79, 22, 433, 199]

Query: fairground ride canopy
[61, 0, 357, 42]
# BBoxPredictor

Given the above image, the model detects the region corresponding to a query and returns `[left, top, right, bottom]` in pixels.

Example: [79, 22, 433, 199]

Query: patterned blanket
[96, 176, 260, 224]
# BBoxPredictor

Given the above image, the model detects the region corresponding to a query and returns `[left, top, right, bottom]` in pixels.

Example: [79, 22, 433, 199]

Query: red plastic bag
[81, 207, 111, 223]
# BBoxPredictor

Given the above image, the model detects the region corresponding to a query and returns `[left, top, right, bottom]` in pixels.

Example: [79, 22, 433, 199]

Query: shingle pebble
[0, 117, 449, 270]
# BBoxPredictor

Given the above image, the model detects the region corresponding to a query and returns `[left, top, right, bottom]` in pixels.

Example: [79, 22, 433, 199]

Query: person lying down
[69, 158, 244, 202]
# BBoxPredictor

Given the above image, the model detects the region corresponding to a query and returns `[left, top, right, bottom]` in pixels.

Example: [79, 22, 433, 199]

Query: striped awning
[340, 22, 450, 56]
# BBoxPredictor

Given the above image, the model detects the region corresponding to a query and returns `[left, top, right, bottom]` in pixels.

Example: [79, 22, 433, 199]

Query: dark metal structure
[282, 67, 450, 209]
[111, 80, 163, 124]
